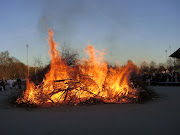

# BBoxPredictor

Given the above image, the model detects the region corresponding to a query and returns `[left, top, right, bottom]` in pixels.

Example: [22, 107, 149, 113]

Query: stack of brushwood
[9, 65, 156, 107]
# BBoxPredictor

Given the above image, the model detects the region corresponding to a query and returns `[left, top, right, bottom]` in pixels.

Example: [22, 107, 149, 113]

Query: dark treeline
[1, 46, 180, 82]
[0, 51, 26, 79]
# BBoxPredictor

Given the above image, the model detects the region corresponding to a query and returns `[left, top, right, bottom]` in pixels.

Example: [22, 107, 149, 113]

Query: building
[170, 48, 180, 72]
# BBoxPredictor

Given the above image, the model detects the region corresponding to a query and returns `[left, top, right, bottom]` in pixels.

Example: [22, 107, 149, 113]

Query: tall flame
[17, 29, 138, 105]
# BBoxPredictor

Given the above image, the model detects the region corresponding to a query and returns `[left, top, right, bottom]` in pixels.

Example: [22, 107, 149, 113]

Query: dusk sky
[0, 0, 179, 66]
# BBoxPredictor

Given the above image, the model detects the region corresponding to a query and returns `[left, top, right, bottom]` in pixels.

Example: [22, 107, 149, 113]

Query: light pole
[169, 45, 172, 66]
[165, 49, 168, 68]
[165, 50, 167, 62]
[26, 44, 29, 75]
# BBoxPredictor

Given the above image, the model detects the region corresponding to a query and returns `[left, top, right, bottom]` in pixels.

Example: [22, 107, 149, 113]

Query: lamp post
[169, 45, 172, 66]
[165, 50, 167, 62]
[165, 49, 168, 68]
[26, 44, 29, 75]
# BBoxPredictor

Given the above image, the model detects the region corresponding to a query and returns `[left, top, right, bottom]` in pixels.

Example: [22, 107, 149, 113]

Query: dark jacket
[1, 80, 4, 86]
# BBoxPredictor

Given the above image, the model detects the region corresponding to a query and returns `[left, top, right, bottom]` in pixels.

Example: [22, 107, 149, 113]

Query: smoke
[37, 0, 87, 42]
[37, 0, 134, 65]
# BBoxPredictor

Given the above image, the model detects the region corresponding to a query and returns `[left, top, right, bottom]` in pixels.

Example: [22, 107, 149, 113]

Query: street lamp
[26, 44, 29, 75]
[165, 50, 167, 62]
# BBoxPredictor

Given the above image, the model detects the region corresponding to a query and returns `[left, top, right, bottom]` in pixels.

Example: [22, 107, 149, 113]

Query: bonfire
[16, 29, 141, 106]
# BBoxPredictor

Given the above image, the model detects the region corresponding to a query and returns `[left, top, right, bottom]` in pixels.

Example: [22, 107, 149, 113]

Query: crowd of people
[0, 78, 22, 91]
[140, 70, 180, 85]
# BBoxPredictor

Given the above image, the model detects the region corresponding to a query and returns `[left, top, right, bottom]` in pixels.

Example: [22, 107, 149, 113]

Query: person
[3, 79, 6, 90]
[174, 73, 178, 82]
[9, 78, 13, 89]
[1, 79, 4, 91]
[17, 78, 21, 89]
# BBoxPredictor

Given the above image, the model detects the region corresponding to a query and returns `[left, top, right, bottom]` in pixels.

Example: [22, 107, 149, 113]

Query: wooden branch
[54, 79, 72, 82]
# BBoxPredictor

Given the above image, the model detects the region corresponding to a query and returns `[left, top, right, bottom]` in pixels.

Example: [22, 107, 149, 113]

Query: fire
[17, 29, 139, 106]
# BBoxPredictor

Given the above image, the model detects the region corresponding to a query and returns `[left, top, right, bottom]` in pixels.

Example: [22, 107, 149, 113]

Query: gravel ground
[0, 85, 180, 135]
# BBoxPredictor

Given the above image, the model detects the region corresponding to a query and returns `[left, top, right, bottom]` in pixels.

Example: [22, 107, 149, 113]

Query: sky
[0, 0, 180, 67]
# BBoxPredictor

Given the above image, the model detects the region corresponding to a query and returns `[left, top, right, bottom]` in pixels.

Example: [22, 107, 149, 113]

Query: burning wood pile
[16, 29, 146, 107]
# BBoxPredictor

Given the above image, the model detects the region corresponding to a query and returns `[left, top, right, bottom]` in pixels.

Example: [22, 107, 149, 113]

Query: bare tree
[140, 61, 149, 73]
[149, 61, 157, 73]
[0, 51, 9, 78]
[166, 58, 173, 67]
[60, 42, 79, 66]
[0, 51, 26, 79]
[149, 61, 157, 68]
[33, 55, 44, 74]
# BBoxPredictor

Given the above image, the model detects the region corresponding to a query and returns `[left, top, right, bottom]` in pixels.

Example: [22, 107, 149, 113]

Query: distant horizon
[1, 42, 176, 68]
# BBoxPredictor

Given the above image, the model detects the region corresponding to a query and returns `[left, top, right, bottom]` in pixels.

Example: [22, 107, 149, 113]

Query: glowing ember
[16, 29, 139, 106]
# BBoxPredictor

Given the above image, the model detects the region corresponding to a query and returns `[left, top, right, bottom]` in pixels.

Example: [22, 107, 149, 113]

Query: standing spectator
[1, 79, 4, 91]
[17, 78, 21, 89]
[9, 78, 13, 89]
[174, 73, 178, 82]
[3, 79, 6, 90]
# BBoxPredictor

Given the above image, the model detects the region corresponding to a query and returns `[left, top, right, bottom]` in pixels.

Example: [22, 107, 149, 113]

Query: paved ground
[0, 86, 180, 135]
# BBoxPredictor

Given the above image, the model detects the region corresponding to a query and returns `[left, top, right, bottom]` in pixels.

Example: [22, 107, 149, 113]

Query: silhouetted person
[17, 78, 21, 89]
[1, 79, 5, 91]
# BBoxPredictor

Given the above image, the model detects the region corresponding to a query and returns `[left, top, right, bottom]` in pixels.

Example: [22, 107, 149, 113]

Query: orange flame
[17, 29, 138, 106]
